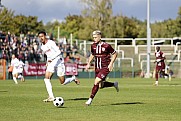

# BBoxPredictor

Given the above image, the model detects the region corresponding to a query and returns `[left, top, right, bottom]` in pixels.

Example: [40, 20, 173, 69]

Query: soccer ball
[53, 97, 64, 107]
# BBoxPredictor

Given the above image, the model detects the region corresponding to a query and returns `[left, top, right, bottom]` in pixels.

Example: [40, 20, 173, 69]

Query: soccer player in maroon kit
[85, 30, 119, 106]
[154, 46, 166, 86]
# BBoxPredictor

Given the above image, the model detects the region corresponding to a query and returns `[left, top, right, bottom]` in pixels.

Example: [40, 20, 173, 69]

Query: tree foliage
[0, 7, 44, 35]
[0, 3, 181, 45]
[79, 0, 113, 40]
[0, 7, 14, 32]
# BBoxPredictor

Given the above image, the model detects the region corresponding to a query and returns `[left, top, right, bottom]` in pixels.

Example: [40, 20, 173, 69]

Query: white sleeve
[50, 41, 61, 58]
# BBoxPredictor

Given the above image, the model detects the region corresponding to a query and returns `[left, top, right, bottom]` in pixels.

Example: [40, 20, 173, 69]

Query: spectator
[0, 30, 81, 65]
[65, 44, 72, 57]
[64, 55, 74, 63]
[7, 31, 12, 45]
[72, 42, 78, 55]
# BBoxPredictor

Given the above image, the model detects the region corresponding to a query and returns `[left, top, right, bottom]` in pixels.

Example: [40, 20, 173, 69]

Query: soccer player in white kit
[11, 54, 19, 84]
[38, 31, 80, 102]
[17, 59, 25, 82]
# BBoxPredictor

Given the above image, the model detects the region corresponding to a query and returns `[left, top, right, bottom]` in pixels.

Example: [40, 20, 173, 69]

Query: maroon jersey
[155, 51, 165, 70]
[91, 42, 116, 69]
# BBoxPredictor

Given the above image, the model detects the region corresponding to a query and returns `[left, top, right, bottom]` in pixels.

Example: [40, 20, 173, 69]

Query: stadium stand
[0, 30, 181, 78]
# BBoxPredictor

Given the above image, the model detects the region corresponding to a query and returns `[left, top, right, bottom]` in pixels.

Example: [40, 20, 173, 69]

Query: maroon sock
[102, 81, 114, 88]
[155, 73, 158, 81]
[90, 84, 99, 99]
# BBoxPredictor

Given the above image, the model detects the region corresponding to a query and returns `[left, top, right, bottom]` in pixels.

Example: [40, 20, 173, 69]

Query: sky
[1, 0, 181, 24]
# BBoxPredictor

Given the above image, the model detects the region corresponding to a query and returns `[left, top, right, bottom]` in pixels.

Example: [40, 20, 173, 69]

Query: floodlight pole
[146, 0, 151, 78]
[0, 0, 4, 8]
[0, 0, 4, 15]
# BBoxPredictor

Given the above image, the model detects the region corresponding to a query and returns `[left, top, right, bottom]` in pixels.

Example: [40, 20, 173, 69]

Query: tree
[44, 15, 84, 41]
[12, 15, 44, 36]
[175, 6, 181, 36]
[0, 7, 44, 36]
[0, 7, 14, 32]
[80, 0, 114, 39]
[44, 20, 60, 39]
[63, 15, 83, 39]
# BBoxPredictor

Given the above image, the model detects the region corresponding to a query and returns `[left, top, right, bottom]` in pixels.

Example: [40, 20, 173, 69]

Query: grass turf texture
[0, 78, 181, 121]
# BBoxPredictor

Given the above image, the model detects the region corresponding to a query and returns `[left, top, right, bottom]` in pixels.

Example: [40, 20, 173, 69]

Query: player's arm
[161, 54, 166, 61]
[155, 54, 166, 63]
[85, 54, 94, 70]
[108, 51, 118, 71]
[154, 58, 161, 63]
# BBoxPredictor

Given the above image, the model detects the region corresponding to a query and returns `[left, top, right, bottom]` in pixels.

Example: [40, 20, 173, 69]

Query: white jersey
[11, 58, 19, 68]
[41, 40, 64, 63]
[11, 58, 20, 75]
[41, 39, 65, 76]
[18, 60, 25, 73]
[18, 60, 25, 68]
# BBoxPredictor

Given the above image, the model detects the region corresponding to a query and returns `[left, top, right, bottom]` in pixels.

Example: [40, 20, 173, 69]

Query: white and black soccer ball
[53, 97, 64, 107]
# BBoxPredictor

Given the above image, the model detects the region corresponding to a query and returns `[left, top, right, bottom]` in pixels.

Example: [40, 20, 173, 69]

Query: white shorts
[46, 58, 65, 77]
[12, 66, 19, 75]
[18, 68, 23, 74]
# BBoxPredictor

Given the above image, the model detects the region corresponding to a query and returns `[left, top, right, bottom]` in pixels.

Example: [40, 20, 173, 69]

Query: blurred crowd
[0, 31, 80, 65]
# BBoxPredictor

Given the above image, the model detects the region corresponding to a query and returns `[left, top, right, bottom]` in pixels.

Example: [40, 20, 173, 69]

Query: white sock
[13, 77, 18, 84]
[63, 76, 75, 85]
[169, 74, 171, 81]
[18, 75, 22, 79]
[155, 81, 158, 84]
[44, 78, 54, 98]
[88, 98, 92, 102]
[86, 98, 93, 104]
[21, 76, 24, 80]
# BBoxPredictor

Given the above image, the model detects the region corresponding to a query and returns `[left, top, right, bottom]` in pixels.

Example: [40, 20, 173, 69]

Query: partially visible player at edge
[38, 31, 80, 102]
[18, 59, 25, 82]
[154, 46, 167, 86]
[85, 30, 119, 106]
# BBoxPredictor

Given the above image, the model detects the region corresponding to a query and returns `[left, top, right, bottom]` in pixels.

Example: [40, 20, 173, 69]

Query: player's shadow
[168, 84, 179, 86]
[0, 90, 8, 92]
[56, 107, 67, 109]
[111, 102, 144, 106]
[66, 98, 89, 101]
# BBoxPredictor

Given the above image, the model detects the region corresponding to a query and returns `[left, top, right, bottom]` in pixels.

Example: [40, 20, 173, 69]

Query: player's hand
[85, 63, 90, 71]
[108, 64, 113, 71]
[46, 61, 51, 67]
[156, 59, 161, 63]
[48, 60, 52, 62]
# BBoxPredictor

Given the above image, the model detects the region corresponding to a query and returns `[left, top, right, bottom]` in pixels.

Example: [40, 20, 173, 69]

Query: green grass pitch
[0, 78, 181, 121]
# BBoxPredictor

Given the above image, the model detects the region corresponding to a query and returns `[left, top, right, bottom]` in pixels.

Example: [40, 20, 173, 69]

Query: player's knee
[99, 83, 103, 89]
[45, 72, 53, 79]
[94, 81, 100, 85]
[45, 76, 50, 79]
[58, 78, 64, 84]
[95, 77, 101, 84]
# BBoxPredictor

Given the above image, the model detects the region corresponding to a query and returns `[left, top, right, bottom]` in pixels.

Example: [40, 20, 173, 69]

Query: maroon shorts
[95, 68, 110, 81]
[156, 64, 165, 72]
